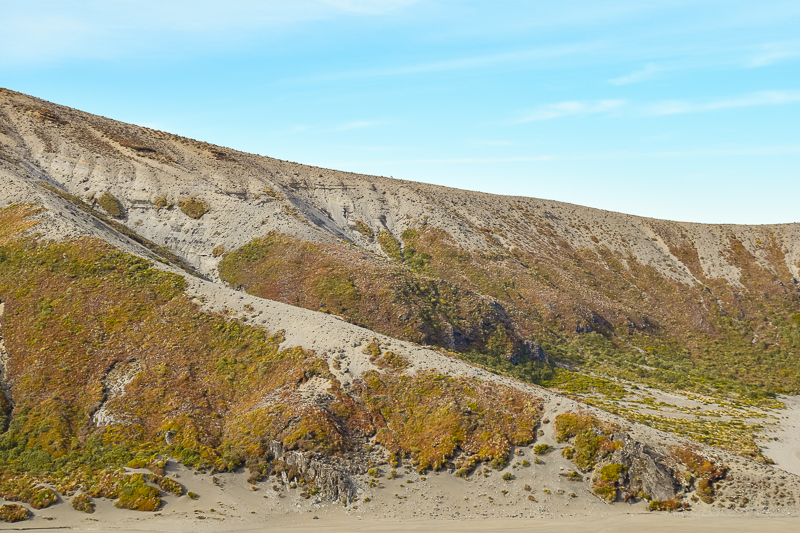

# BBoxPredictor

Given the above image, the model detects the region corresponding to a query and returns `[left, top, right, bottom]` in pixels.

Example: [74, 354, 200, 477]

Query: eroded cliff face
[1, 87, 800, 400]
[0, 90, 798, 517]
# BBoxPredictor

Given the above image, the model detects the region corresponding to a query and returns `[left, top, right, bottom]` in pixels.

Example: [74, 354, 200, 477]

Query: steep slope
[1, 87, 798, 404]
[0, 88, 798, 522]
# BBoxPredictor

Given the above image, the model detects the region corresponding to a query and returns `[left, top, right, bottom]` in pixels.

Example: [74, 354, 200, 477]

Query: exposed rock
[611, 434, 679, 502]
[270, 441, 353, 501]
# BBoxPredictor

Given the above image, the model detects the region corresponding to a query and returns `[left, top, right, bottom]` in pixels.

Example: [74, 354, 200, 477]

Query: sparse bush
[115, 474, 161, 511]
[71, 493, 95, 513]
[355, 221, 373, 238]
[533, 444, 552, 455]
[153, 195, 172, 210]
[98, 192, 123, 218]
[649, 499, 687, 511]
[562, 447, 574, 459]
[178, 197, 209, 219]
[212, 245, 226, 258]
[377, 231, 403, 263]
[156, 476, 184, 496]
[489, 457, 508, 471]
[31, 487, 58, 509]
[592, 463, 625, 503]
[0, 503, 30, 522]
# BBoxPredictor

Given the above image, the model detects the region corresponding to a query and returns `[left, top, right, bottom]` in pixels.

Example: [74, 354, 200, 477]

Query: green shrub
[488, 456, 508, 471]
[115, 474, 161, 511]
[71, 493, 95, 513]
[501, 472, 514, 481]
[178, 197, 209, 219]
[377, 231, 403, 263]
[533, 444, 551, 455]
[649, 499, 685, 511]
[98, 192, 123, 218]
[562, 447, 574, 459]
[31, 487, 58, 509]
[156, 476, 184, 496]
[0, 503, 30, 522]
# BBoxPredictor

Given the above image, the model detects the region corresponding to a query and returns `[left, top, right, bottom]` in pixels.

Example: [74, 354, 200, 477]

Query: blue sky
[2, 1, 799, 224]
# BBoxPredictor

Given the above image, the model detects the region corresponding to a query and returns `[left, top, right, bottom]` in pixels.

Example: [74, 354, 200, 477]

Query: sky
[1, 1, 799, 224]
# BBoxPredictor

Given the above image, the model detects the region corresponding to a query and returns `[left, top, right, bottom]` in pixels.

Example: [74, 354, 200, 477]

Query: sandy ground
[761, 395, 800, 477]
[7, 516, 800, 533]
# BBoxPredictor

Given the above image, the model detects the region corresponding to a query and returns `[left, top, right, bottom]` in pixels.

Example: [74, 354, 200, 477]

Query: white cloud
[747, 42, 800, 67]
[608, 63, 663, 85]
[645, 90, 800, 115]
[515, 100, 625, 123]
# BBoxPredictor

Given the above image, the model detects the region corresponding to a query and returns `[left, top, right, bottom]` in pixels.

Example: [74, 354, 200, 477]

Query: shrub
[115, 474, 161, 511]
[71, 493, 95, 513]
[488, 457, 508, 471]
[98, 192, 123, 218]
[0, 503, 30, 522]
[31, 487, 58, 509]
[377, 231, 403, 263]
[355, 221, 373, 238]
[153, 195, 172, 210]
[649, 499, 687, 511]
[212, 245, 226, 258]
[178, 197, 209, 219]
[533, 444, 551, 455]
[156, 476, 184, 496]
[592, 463, 625, 503]
[562, 447, 574, 459]
[263, 187, 283, 200]
[696, 478, 714, 504]
[187, 491, 198, 500]
[555, 413, 620, 471]
[501, 472, 514, 481]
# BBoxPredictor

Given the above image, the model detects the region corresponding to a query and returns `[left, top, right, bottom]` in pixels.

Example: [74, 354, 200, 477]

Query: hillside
[0, 88, 798, 526]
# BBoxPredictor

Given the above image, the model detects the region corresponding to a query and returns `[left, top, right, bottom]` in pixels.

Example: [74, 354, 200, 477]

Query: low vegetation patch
[115, 474, 161, 511]
[377, 231, 403, 263]
[97, 192, 123, 218]
[592, 463, 625, 502]
[178, 196, 209, 219]
[554, 413, 620, 471]
[670, 445, 726, 503]
[354, 220, 373, 238]
[71, 493, 95, 513]
[0, 503, 30, 522]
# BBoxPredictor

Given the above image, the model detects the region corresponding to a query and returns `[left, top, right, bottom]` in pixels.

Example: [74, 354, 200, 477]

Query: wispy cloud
[747, 42, 800, 67]
[645, 90, 800, 115]
[515, 100, 625, 123]
[513, 90, 800, 123]
[608, 63, 663, 85]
